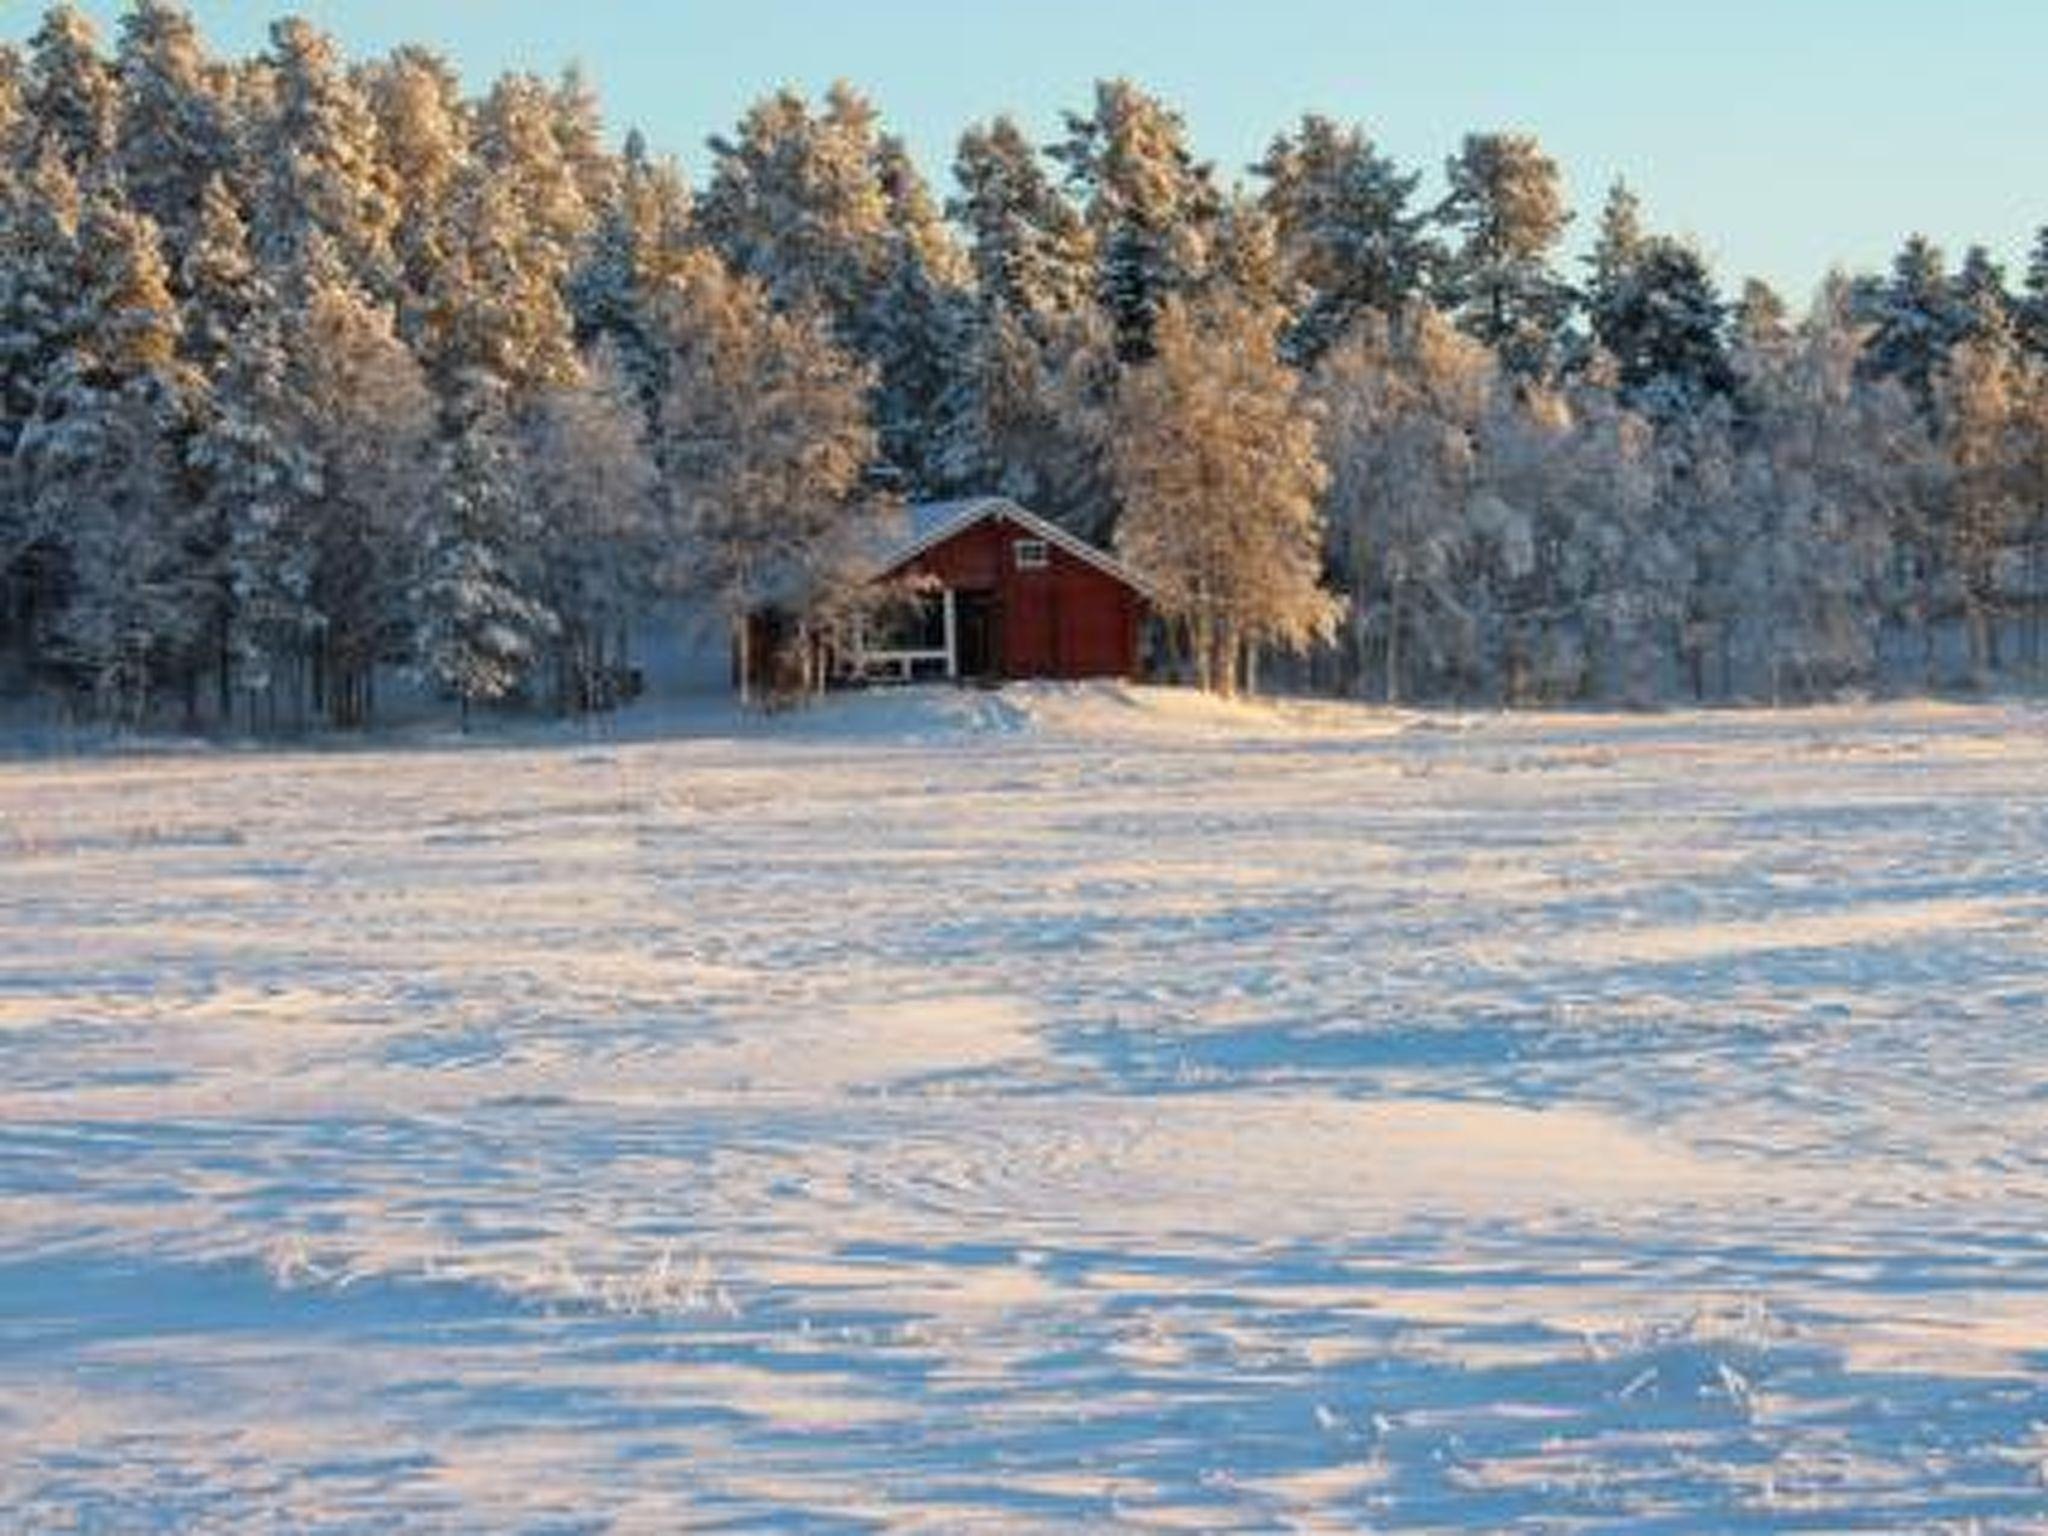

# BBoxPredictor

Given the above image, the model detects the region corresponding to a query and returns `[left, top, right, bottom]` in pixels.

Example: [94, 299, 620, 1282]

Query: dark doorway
[954, 590, 999, 680]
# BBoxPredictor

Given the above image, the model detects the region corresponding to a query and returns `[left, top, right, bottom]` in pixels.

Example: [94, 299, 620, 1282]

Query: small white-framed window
[1013, 538, 1049, 571]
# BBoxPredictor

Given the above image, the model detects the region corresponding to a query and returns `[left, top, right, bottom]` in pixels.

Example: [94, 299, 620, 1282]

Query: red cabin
[843, 498, 1152, 685]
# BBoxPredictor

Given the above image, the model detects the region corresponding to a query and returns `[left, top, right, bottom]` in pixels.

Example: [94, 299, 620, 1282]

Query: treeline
[2, 5, 2045, 725]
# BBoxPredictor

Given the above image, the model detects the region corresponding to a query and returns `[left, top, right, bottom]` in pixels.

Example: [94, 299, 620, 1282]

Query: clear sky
[9, 0, 2045, 304]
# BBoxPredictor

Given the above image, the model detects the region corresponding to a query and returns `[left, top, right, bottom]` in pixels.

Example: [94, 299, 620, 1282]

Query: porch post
[943, 588, 959, 680]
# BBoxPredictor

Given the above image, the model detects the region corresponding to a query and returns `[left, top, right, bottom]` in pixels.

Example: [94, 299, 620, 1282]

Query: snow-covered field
[5, 686, 2048, 1531]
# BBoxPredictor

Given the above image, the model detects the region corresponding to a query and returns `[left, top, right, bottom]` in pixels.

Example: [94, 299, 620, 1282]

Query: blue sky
[11, 1, 2045, 303]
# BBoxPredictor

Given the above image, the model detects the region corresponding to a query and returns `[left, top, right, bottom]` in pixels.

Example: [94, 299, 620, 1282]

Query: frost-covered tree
[1312, 302, 1493, 699]
[14, 188, 198, 719]
[1858, 234, 1962, 418]
[1052, 79, 1223, 362]
[21, 4, 117, 177]
[1953, 244, 2011, 342]
[409, 372, 553, 722]
[1253, 114, 1437, 365]
[2019, 226, 2048, 363]
[1113, 294, 1334, 693]
[1599, 235, 1734, 421]
[1581, 182, 1644, 363]
[1936, 310, 2040, 682]
[567, 128, 693, 416]
[1721, 283, 1914, 699]
[648, 250, 878, 704]
[699, 83, 892, 335]
[859, 134, 973, 495]
[279, 238, 436, 727]
[250, 18, 396, 292]
[524, 345, 659, 712]
[114, 0, 238, 268]
[1437, 133, 1574, 380]
[950, 114, 1093, 319]
[361, 45, 469, 345]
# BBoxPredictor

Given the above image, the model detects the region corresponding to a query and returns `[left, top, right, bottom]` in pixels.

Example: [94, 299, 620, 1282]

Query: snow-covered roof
[881, 497, 1155, 598]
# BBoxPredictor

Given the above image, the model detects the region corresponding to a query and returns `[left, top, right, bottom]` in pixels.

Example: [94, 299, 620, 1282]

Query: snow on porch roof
[883, 497, 1156, 598]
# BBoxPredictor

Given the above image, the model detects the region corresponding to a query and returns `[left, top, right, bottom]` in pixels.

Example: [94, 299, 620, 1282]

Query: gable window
[1013, 538, 1049, 571]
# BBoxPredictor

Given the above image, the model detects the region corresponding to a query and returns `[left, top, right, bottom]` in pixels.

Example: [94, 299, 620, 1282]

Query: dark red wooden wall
[896, 516, 1146, 680]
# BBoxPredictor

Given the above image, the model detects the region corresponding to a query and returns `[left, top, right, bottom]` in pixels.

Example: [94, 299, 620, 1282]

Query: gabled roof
[881, 497, 1155, 598]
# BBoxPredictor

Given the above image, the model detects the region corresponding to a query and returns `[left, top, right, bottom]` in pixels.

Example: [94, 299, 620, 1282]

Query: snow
[5, 685, 2048, 1528]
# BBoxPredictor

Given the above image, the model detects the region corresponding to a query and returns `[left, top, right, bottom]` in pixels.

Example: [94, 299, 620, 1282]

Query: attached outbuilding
[841, 498, 1153, 685]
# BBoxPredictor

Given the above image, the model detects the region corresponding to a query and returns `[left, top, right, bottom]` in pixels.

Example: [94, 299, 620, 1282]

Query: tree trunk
[1384, 584, 1402, 705]
[732, 611, 753, 708]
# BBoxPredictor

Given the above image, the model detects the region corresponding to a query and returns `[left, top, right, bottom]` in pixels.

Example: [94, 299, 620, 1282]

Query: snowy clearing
[5, 686, 2048, 1530]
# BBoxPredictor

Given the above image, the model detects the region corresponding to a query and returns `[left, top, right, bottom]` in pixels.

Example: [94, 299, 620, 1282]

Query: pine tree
[1112, 293, 1334, 693]
[251, 18, 397, 293]
[285, 237, 437, 726]
[1582, 181, 1645, 364]
[361, 45, 469, 349]
[567, 128, 693, 416]
[699, 83, 893, 336]
[22, 4, 118, 178]
[1859, 234, 1962, 417]
[949, 115, 1094, 319]
[1936, 309, 2036, 681]
[1600, 236, 1734, 421]
[1051, 79, 1223, 362]
[1437, 133, 1574, 380]
[1253, 114, 1437, 365]
[114, 0, 238, 270]
[15, 186, 198, 720]
[1953, 244, 2011, 342]
[2019, 226, 2048, 362]
[861, 134, 973, 494]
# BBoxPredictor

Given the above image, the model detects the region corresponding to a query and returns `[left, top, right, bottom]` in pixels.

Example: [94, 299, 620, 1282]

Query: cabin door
[954, 590, 999, 680]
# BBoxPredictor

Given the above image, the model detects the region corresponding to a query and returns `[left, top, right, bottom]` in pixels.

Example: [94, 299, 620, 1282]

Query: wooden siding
[891, 514, 1144, 681]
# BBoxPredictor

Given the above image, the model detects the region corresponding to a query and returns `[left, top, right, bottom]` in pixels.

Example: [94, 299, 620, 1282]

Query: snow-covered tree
[409, 371, 552, 722]
[250, 18, 396, 293]
[14, 187, 198, 719]
[567, 128, 693, 416]
[1437, 133, 1574, 380]
[1858, 234, 1962, 417]
[523, 345, 659, 712]
[361, 45, 469, 346]
[1936, 309, 2039, 681]
[1721, 284, 1914, 699]
[699, 83, 892, 335]
[1051, 79, 1223, 362]
[277, 238, 436, 727]
[114, 0, 238, 269]
[1253, 114, 1437, 365]
[1113, 293, 1334, 693]
[949, 115, 1094, 319]
[858, 133, 973, 495]
[647, 249, 878, 704]
[1312, 302, 1493, 699]
[1599, 235, 1734, 422]
[21, 4, 117, 177]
